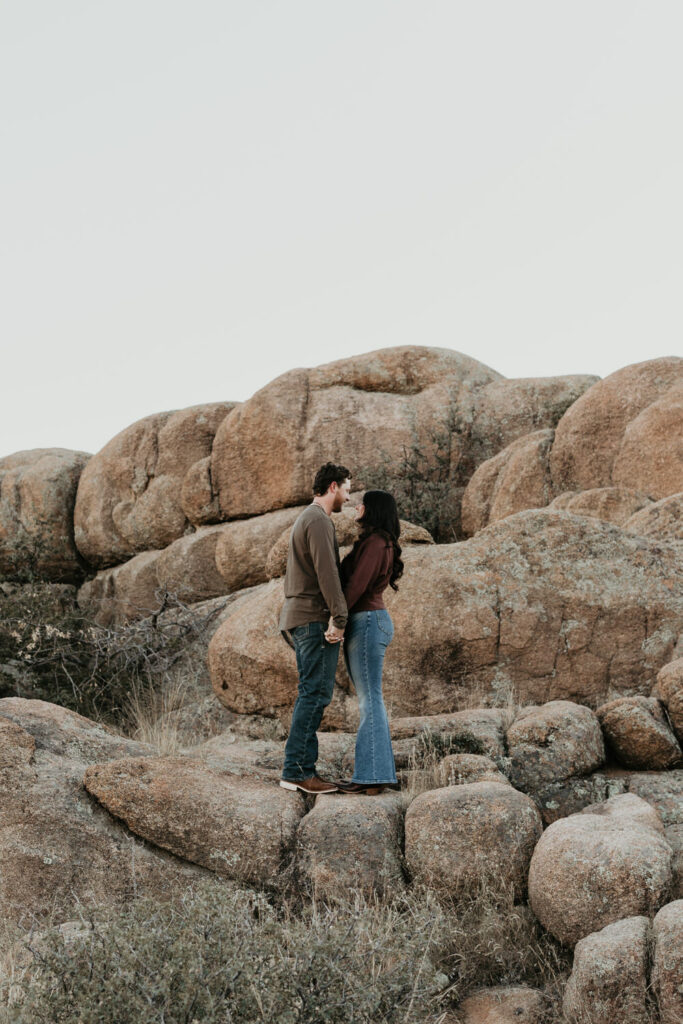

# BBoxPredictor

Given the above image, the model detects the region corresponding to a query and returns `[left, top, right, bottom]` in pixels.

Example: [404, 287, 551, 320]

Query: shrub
[2, 878, 570, 1024]
[0, 582, 221, 729]
[354, 415, 466, 544]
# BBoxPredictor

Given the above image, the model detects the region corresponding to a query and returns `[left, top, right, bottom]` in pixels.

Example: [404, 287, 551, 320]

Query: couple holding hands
[279, 462, 403, 796]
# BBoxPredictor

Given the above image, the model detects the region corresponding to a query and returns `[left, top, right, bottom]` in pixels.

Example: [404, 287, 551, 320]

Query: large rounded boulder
[0, 449, 90, 583]
[624, 491, 683, 542]
[404, 781, 542, 897]
[528, 794, 673, 946]
[549, 357, 683, 498]
[74, 402, 235, 568]
[0, 698, 207, 930]
[461, 429, 555, 536]
[506, 700, 605, 793]
[209, 347, 593, 521]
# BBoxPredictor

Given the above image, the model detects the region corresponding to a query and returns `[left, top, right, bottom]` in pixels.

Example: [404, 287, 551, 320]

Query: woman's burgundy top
[340, 532, 394, 613]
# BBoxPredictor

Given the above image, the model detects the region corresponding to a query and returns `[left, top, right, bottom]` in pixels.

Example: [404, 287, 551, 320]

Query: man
[279, 462, 351, 794]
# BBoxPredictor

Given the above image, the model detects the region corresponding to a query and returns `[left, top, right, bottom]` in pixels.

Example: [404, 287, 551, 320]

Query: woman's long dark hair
[355, 489, 404, 591]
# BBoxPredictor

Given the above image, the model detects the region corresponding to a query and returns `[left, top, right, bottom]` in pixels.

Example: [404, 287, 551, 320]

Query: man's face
[331, 478, 351, 512]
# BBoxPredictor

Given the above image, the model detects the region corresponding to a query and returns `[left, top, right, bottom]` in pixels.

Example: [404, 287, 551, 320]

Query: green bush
[3, 879, 569, 1024]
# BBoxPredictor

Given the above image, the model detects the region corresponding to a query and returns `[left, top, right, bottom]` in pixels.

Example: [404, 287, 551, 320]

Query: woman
[328, 489, 404, 795]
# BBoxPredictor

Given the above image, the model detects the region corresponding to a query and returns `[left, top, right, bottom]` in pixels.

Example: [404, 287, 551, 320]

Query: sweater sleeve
[307, 515, 348, 628]
[343, 535, 388, 612]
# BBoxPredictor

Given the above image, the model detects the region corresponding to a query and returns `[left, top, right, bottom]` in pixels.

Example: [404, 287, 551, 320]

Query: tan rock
[467, 374, 598, 465]
[461, 429, 555, 536]
[458, 985, 547, 1023]
[265, 505, 433, 580]
[180, 455, 220, 526]
[210, 511, 683, 718]
[210, 348, 501, 520]
[295, 793, 405, 900]
[528, 794, 673, 946]
[652, 900, 683, 1024]
[623, 492, 683, 541]
[548, 486, 652, 525]
[217, 506, 303, 589]
[83, 754, 306, 888]
[666, 825, 683, 899]
[435, 753, 508, 787]
[74, 402, 234, 568]
[405, 781, 542, 897]
[391, 710, 507, 768]
[562, 916, 651, 1024]
[77, 549, 162, 625]
[155, 525, 231, 603]
[506, 700, 605, 792]
[549, 357, 683, 497]
[0, 449, 90, 583]
[613, 380, 683, 498]
[208, 348, 593, 525]
[656, 658, 683, 742]
[626, 769, 683, 826]
[529, 770, 629, 825]
[597, 696, 682, 769]
[0, 698, 205, 931]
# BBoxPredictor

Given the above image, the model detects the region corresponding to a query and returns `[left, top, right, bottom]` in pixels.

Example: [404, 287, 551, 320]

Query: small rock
[656, 658, 683, 742]
[652, 900, 683, 1024]
[507, 700, 605, 792]
[457, 984, 547, 1023]
[597, 696, 682, 769]
[434, 753, 509, 787]
[405, 781, 542, 897]
[562, 916, 651, 1024]
[296, 793, 405, 900]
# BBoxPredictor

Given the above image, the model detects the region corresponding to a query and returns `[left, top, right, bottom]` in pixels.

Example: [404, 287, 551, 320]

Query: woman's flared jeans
[344, 609, 397, 785]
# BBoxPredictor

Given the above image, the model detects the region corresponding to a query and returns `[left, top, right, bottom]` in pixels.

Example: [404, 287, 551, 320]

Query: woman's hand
[325, 618, 344, 644]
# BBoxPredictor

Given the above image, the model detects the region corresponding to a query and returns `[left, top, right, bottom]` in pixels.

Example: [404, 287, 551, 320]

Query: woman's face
[354, 502, 365, 522]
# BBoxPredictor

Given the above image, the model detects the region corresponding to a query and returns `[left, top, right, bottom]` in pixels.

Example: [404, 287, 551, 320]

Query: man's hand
[325, 618, 344, 644]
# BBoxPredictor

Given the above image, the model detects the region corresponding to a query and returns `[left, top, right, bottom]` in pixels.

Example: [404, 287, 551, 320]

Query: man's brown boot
[279, 776, 339, 794]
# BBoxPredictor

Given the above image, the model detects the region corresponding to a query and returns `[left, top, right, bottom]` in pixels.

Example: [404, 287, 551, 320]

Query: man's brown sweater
[278, 504, 348, 631]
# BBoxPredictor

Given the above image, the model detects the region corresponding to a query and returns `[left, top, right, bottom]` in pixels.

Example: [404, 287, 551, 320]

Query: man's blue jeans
[343, 609, 397, 785]
[282, 621, 340, 780]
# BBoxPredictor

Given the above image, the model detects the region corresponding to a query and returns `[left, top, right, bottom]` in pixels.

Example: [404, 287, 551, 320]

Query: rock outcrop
[460, 429, 555, 537]
[528, 794, 673, 946]
[0, 449, 90, 583]
[74, 402, 235, 568]
[0, 698, 207, 930]
[208, 348, 593, 521]
[209, 511, 683, 718]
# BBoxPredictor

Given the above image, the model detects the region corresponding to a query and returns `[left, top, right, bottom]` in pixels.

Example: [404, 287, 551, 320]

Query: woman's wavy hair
[355, 489, 404, 591]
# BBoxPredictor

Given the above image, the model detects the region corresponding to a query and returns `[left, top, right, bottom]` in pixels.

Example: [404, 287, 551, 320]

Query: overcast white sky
[2, 1, 682, 456]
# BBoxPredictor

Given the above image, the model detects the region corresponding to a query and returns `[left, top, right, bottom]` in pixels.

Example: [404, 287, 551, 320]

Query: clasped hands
[324, 617, 345, 644]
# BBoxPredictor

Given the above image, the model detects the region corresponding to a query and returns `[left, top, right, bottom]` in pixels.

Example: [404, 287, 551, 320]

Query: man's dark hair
[312, 462, 351, 496]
